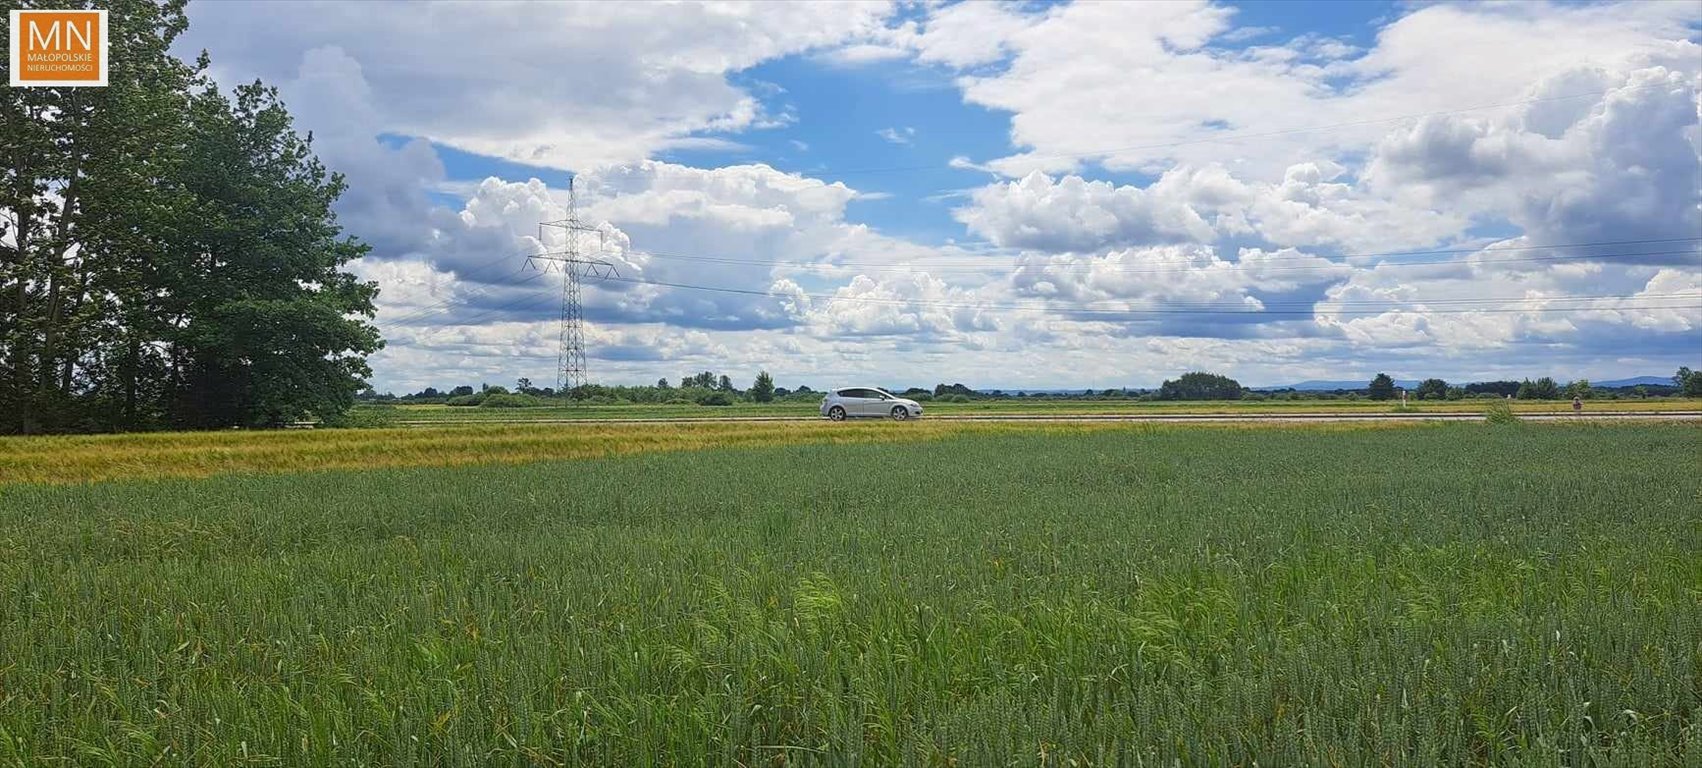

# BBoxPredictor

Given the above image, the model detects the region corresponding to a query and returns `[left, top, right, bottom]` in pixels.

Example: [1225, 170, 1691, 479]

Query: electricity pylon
[528, 179, 619, 395]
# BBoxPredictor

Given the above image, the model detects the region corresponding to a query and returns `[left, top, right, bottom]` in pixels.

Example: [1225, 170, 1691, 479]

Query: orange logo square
[10, 9, 108, 87]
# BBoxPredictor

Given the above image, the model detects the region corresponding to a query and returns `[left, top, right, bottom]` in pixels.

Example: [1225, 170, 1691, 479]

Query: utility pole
[528, 179, 619, 395]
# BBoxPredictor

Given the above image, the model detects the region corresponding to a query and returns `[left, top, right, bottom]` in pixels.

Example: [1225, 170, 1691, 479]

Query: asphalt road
[389, 411, 1702, 426]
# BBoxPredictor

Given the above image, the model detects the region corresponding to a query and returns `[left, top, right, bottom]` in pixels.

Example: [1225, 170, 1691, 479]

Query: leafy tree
[656, 377, 670, 389]
[1465, 380, 1521, 397]
[1516, 377, 1562, 400]
[0, 2, 378, 432]
[448, 386, 475, 397]
[1566, 379, 1593, 399]
[480, 393, 545, 408]
[718, 374, 735, 392]
[934, 382, 976, 398]
[1368, 373, 1396, 401]
[1414, 378, 1448, 400]
[1676, 367, 1702, 397]
[2, 0, 200, 432]
[751, 371, 775, 403]
[1157, 372, 1243, 401]
[515, 377, 533, 394]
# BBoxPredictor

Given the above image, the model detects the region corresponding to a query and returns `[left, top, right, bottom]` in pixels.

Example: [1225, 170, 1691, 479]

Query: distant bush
[941, 394, 971, 403]
[664, 398, 693, 405]
[1516, 377, 1561, 400]
[697, 392, 735, 406]
[1158, 372, 1243, 401]
[445, 393, 485, 407]
[323, 406, 397, 428]
[1414, 378, 1449, 400]
[1484, 399, 1520, 425]
[479, 393, 547, 408]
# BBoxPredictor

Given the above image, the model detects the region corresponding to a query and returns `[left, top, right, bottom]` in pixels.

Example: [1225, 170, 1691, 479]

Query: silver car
[821, 387, 923, 421]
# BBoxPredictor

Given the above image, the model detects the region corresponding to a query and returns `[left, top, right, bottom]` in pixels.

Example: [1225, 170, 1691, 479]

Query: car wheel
[828, 406, 846, 421]
[890, 406, 909, 421]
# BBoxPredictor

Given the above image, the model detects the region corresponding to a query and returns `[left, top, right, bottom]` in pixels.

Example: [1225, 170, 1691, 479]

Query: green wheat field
[1, 422, 1698, 765]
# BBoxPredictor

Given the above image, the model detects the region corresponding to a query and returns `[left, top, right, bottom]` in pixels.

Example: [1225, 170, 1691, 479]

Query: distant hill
[1260, 379, 1421, 391]
[942, 375, 1677, 395]
[1251, 375, 1679, 392]
[1594, 376, 1675, 388]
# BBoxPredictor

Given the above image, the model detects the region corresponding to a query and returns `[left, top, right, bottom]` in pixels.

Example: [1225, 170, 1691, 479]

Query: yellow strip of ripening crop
[0, 420, 1426, 487]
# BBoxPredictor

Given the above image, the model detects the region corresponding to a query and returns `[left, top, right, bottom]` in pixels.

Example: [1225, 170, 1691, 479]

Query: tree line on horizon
[1, 1, 378, 435]
[1136, 369, 1702, 402]
[359, 367, 1702, 409]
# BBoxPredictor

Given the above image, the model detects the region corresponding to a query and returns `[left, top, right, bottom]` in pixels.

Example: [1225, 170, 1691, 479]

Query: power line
[383, 275, 1700, 329]
[625, 245, 1700, 278]
[378, 285, 562, 347]
[631, 235, 1699, 266]
[364, 240, 1699, 336]
[370, 239, 586, 330]
[369, 271, 1697, 354]
[373, 265, 540, 330]
[372, 236, 1699, 328]
[374, 268, 546, 330]
[603, 274, 1700, 317]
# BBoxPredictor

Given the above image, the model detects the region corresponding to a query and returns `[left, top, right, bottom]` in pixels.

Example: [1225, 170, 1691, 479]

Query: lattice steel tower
[529, 179, 619, 394]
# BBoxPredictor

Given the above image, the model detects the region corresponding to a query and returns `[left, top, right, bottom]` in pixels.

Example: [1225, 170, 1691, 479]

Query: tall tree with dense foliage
[1414, 378, 1448, 400]
[0, 2, 378, 433]
[3, 0, 196, 432]
[1465, 380, 1521, 397]
[1517, 377, 1562, 400]
[168, 79, 380, 428]
[1158, 372, 1243, 401]
[1368, 373, 1396, 401]
[750, 370, 775, 403]
[1676, 367, 1702, 397]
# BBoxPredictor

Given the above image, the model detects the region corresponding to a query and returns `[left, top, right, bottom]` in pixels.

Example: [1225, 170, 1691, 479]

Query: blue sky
[177, 0, 1700, 391]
